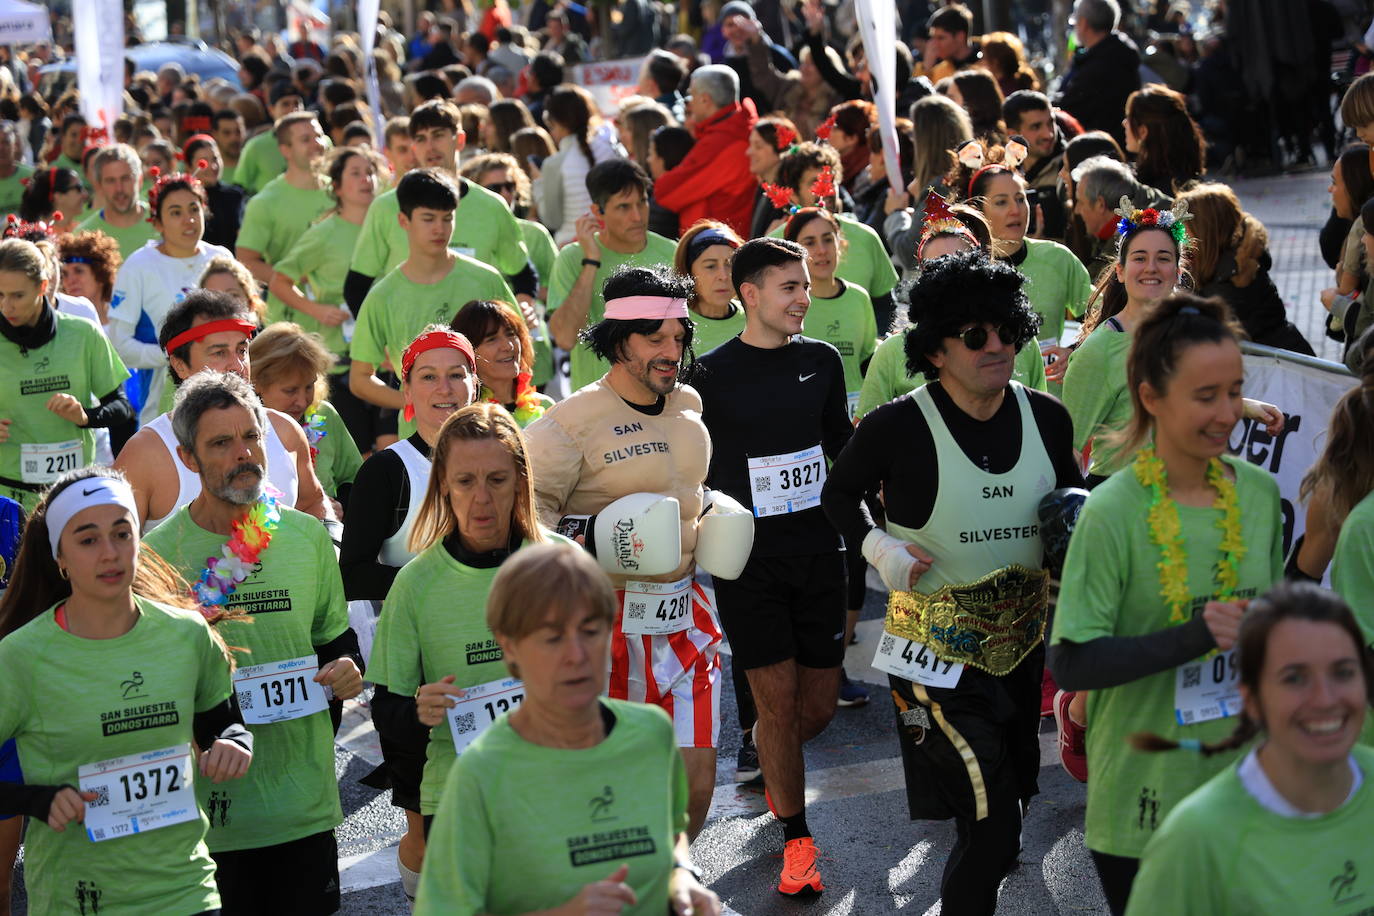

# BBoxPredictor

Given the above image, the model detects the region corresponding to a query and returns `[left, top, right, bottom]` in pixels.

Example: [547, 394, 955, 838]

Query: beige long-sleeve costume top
[524, 377, 710, 585]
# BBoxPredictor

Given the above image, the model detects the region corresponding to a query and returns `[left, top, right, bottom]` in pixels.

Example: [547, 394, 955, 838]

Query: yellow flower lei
[1133, 446, 1246, 624]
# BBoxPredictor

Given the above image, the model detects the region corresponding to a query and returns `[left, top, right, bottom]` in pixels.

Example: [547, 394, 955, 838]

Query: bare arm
[348, 360, 406, 410]
[268, 271, 347, 327]
[111, 428, 163, 524]
[269, 410, 332, 521]
[235, 245, 274, 286]
[547, 213, 602, 350]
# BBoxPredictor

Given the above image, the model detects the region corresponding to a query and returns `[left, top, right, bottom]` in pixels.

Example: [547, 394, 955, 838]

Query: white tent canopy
[0, 0, 50, 45]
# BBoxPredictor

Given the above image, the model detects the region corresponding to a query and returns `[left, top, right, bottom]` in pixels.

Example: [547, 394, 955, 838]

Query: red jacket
[654, 98, 758, 238]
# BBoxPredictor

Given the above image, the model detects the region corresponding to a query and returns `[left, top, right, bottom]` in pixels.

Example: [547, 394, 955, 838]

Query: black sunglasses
[948, 324, 1016, 350]
[484, 181, 517, 194]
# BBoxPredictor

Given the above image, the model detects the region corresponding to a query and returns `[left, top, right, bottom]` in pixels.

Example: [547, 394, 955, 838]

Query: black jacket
[1199, 250, 1315, 355]
[1054, 32, 1141, 146]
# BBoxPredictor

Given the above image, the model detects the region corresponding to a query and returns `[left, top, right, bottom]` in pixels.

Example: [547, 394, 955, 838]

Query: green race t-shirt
[413, 698, 688, 916]
[520, 217, 558, 288]
[237, 175, 333, 324]
[1016, 237, 1093, 344]
[351, 255, 516, 437]
[0, 597, 231, 915]
[802, 279, 877, 414]
[369, 532, 571, 813]
[350, 180, 530, 280]
[76, 206, 160, 261]
[273, 212, 360, 365]
[690, 301, 746, 358]
[235, 131, 287, 195]
[547, 232, 678, 392]
[1061, 319, 1132, 476]
[854, 329, 1047, 419]
[0, 311, 128, 513]
[310, 400, 363, 498]
[1125, 745, 1374, 915]
[1051, 456, 1284, 858]
[769, 213, 900, 300]
[144, 504, 348, 852]
[0, 162, 33, 215]
[1331, 488, 1374, 745]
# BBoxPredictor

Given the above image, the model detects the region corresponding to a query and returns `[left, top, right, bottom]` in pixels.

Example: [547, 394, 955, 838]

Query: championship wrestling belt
[885, 565, 1050, 676]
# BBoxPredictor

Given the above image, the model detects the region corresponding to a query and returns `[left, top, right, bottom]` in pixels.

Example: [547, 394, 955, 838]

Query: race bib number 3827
[747, 444, 825, 518]
[79, 743, 197, 843]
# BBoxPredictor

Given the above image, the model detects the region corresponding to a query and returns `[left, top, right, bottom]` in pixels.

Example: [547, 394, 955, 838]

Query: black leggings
[938, 800, 1024, 916]
[1090, 850, 1140, 916]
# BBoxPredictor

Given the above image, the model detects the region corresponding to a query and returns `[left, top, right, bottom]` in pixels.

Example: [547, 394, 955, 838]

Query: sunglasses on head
[948, 323, 1016, 350]
[484, 180, 517, 194]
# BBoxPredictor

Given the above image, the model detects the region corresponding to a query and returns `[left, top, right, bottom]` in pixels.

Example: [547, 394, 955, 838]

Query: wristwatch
[581, 257, 602, 268]
[673, 861, 704, 880]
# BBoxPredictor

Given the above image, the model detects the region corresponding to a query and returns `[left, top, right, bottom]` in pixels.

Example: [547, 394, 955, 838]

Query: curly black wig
[581, 264, 697, 367]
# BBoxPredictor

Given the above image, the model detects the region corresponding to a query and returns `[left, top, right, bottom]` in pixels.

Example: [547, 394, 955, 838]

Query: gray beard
[211, 465, 264, 506]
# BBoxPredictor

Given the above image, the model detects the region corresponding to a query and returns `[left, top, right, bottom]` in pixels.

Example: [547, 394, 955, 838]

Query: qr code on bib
[1182, 666, 1201, 689]
[627, 601, 647, 620]
[753, 476, 771, 492]
[452, 712, 477, 734]
[87, 783, 110, 808]
[236, 689, 254, 710]
[880, 634, 896, 655]
[22, 460, 37, 475]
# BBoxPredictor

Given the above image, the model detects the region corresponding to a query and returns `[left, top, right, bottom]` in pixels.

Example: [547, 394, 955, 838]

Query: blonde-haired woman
[368, 403, 570, 887]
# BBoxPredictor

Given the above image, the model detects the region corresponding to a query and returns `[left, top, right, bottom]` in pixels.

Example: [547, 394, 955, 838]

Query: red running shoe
[1041, 667, 1058, 717]
[1054, 689, 1088, 783]
[778, 837, 825, 896]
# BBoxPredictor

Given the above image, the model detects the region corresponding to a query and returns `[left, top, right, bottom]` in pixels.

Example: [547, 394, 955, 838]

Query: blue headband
[685, 228, 737, 271]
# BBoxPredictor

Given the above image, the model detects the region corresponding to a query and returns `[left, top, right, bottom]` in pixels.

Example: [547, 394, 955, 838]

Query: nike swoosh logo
[799, 373, 816, 382]
[82, 487, 104, 496]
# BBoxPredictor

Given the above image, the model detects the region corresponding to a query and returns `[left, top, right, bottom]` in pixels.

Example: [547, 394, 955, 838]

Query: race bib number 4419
[872, 631, 964, 688]
[79, 743, 197, 843]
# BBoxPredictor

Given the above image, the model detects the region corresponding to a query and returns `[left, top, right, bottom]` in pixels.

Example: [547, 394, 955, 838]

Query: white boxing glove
[861, 528, 930, 592]
[562, 493, 681, 577]
[694, 489, 755, 580]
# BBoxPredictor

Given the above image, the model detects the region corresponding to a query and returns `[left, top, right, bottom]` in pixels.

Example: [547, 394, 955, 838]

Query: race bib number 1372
[78, 744, 197, 843]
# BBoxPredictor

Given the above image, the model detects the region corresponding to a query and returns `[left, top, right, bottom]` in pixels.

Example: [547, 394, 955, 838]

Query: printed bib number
[447, 677, 525, 754]
[20, 440, 81, 485]
[79, 743, 196, 843]
[233, 655, 329, 725]
[621, 576, 695, 636]
[872, 630, 964, 687]
[747, 444, 825, 517]
[846, 391, 860, 421]
[1175, 649, 1240, 725]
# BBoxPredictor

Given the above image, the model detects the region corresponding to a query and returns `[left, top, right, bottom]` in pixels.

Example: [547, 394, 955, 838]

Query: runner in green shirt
[250, 322, 364, 505]
[346, 101, 532, 319]
[233, 84, 305, 194]
[349, 169, 516, 440]
[211, 109, 247, 189]
[235, 111, 332, 324]
[52, 114, 87, 182]
[0, 467, 251, 916]
[413, 542, 718, 916]
[1123, 582, 1374, 916]
[452, 300, 556, 427]
[546, 158, 678, 391]
[77, 145, 159, 260]
[1050, 293, 1284, 914]
[674, 221, 748, 358]
[0, 238, 131, 514]
[0, 122, 32, 216]
[143, 370, 362, 913]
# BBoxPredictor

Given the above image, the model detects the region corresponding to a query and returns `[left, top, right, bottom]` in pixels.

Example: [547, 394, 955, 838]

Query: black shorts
[888, 643, 1044, 822]
[211, 829, 340, 915]
[711, 551, 846, 670]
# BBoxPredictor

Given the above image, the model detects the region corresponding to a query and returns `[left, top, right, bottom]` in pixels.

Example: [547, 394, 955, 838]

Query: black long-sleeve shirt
[339, 433, 431, 600]
[690, 336, 852, 557]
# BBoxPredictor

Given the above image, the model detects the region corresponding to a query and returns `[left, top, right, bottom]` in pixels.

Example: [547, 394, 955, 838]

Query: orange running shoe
[778, 837, 825, 897]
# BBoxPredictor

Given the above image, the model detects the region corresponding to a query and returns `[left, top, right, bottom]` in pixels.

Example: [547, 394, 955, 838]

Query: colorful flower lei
[302, 404, 327, 465]
[484, 372, 546, 425]
[1114, 195, 1191, 246]
[192, 493, 282, 612]
[1133, 446, 1245, 624]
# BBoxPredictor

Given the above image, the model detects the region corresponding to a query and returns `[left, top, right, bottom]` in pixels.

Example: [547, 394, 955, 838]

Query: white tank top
[377, 438, 430, 567]
[143, 411, 301, 530]
[888, 382, 1056, 590]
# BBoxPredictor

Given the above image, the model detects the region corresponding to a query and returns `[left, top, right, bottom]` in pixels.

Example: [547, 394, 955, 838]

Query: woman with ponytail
[1049, 291, 1286, 915]
[1123, 582, 1374, 914]
[0, 466, 251, 914]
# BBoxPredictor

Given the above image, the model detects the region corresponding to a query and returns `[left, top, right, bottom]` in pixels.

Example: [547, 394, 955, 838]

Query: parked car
[37, 38, 242, 98]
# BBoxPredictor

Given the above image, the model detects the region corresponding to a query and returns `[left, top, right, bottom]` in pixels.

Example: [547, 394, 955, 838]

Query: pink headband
[603, 296, 689, 321]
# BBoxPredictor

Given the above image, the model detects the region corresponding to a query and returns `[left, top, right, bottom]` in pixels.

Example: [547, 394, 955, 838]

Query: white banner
[1231, 346, 1354, 565]
[357, 0, 386, 141]
[571, 56, 648, 116]
[0, 0, 51, 45]
[854, 0, 901, 192]
[73, 0, 125, 134]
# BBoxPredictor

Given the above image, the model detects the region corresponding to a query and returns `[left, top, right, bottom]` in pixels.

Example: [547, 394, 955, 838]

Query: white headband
[46, 477, 140, 560]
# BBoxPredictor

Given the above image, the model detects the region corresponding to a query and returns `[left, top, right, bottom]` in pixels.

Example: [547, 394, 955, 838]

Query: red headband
[164, 318, 257, 354]
[401, 330, 476, 423]
[183, 134, 215, 158]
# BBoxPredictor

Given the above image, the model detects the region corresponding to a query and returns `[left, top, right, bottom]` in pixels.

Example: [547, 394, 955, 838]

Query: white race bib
[747, 444, 825, 518]
[453, 246, 476, 257]
[872, 630, 964, 688]
[447, 677, 525, 754]
[621, 576, 695, 636]
[846, 391, 860, 421]
[20, 439, 81, 484]
[341, 315, 356, 343]
[1174, 649, 1240, 725]
[233, 655, 329, 725]
[79, 743, 197, 843]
